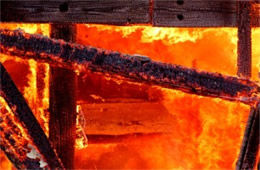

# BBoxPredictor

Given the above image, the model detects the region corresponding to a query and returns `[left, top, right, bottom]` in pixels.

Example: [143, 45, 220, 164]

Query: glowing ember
[0, 97, 48, 169]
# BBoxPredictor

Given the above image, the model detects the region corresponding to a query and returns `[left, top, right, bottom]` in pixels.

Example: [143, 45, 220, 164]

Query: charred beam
[0, 29, 259, 105]
[237, 0, 252, 78]
[0, 108, 48, 169]
[36, 63, 49, 132]
[0, 63, 64, 169]
[236, 103, 259, 169]
[49, 24, 77, 169]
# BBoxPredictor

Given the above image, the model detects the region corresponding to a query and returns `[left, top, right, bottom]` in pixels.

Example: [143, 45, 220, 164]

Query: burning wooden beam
[0, 63, 64, 169]
[237, 0, 252, 78]
[236, 103, 260, 169]
[0, 29, 259, 105]
[49, 24, 77, 169]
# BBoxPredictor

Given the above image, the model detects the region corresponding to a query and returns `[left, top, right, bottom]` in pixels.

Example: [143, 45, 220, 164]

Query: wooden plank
[79, 102, 176, 135]
[237, 1, 252, 78]
[49, 24, 77, 169]
[0, 0, 150, 25]
[236, 103, 259, 170]
[153, 0, 260, 27]
[0, 63, 64, 169]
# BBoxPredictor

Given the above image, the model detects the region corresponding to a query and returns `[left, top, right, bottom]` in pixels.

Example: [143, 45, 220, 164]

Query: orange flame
[75, 24, 257, 169]
[0, 23, 259, 169]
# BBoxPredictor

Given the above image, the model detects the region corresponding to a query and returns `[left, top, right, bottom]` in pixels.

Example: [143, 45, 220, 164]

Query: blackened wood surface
[0, 63, 64, 169]
[36, 63, 48, 132]
[36, 63, 47, 106]
[49, 24, 77, 169]
[153, 0, 260, 27]
[0, 0, 150, 25]
[237, 1, 252, 78]
[236, 103, 259, 170]
[1, 29, 259, 105]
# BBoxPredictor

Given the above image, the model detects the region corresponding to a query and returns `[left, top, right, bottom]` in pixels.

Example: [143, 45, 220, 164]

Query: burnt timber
[236, 103, 260, 170]
[0, 0, 260, 27]
[236, 1, 259, 169]
[237, 1, 252, 78]
[0, 63, 64, 169]
[49, 24, 77, 169]
[0, 29, 259, 105]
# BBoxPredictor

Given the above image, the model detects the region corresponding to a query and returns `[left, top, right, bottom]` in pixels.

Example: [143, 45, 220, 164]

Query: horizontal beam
[153, 0, 260, 27]
[0, 0, 259, 27]
[0, 63, 64, 169]
[0, 0, 150, 25]
[0, 29, 259, 104]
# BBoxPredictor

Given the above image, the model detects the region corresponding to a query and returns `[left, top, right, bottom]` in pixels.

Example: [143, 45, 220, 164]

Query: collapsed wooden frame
[1, 0, 259, 169]
[0, 26, 259, 169]
[0, 63, 64, 169]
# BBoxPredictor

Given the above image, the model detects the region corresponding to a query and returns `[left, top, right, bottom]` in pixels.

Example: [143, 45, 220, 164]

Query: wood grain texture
[49, 24, 77, 169]
[0, 0, 150, 25]
[1, 0, 259, 26]
[237, 1, 252, 78]
[153, 0, 260, 27]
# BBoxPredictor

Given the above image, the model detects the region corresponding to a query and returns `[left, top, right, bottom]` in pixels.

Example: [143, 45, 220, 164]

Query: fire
[0, 24, 50, 134]
[75, 24, 256, 169]
[0, 23, 50, 169]
[0, 23, 259, 169]
[78, 25, 260, 81]
[0, 97, 48, 169]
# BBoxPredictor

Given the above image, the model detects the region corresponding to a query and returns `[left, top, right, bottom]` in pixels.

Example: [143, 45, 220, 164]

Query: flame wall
[0, 23, 259, 169]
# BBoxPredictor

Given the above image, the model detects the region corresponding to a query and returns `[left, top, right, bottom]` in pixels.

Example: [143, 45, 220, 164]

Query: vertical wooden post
[237, 0, 252, 78]
[36, 63, 49, 133]
[236, 1, 259, 169]
[49, 24, 77, 169]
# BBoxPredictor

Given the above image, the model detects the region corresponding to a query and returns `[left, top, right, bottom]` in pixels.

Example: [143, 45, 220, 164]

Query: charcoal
[0, 29, 259, 105]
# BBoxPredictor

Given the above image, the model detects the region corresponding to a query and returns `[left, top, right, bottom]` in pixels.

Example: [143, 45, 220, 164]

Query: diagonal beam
[0, 29, 259, 105]
[0, 63, 64, 169]
[236, 103, 260, 170]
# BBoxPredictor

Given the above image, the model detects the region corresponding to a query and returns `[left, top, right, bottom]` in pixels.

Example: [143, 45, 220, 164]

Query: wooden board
[153, 0, 260, 27]
[80, 101, 177, 135]
[0, 0, 150, 25]
[1, 0, 259, 27]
